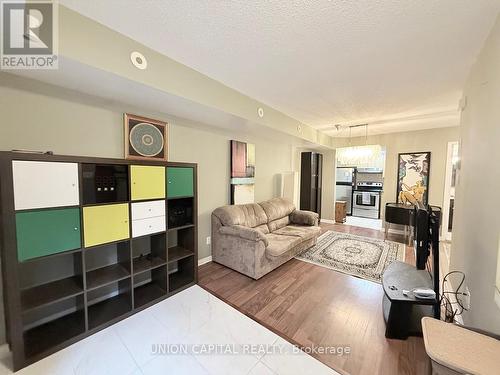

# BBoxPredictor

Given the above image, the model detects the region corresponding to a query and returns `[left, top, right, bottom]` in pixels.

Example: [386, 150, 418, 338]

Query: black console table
[382, 261, 439, 339]
[385, 203, 414, 244]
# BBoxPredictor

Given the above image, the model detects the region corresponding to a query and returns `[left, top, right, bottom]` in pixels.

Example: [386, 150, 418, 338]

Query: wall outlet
[463, 286, 471, 310]
[206, 236, 211, 245]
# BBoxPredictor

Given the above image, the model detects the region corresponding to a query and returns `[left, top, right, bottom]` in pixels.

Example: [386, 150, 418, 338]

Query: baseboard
[198, 256, 212, 266]
[320, 219, 335, 224]
[387, 228, 406, 235]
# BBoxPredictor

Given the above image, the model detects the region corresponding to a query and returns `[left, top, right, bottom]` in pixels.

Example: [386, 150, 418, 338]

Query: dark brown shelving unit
[168, 246, 194, 263]
[133, 256, 166, 274]
[0, 152, 198, 371]
[131, 232, 167, 275]
[88, 293, 132, 330]
[134, 283, 167, 308]
[169, 270, 194, 292]
[86, 264, 130, 290]
[168, 223, 195, 232]
[87, 278, 133, 330]
[167, 197, 194, 230]
[19, 248, 82, 264]
[21, 276, 83, 312]
[23, 310, 86, 358]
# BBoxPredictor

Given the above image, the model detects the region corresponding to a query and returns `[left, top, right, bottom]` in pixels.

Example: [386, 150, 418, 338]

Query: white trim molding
[198, 256, 212, 266]
[320, 219, 335, 224]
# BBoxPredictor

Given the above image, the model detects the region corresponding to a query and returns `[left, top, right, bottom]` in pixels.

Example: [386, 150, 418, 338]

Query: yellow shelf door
[83, 203, 130, 247]
[130, 165, 166, 201]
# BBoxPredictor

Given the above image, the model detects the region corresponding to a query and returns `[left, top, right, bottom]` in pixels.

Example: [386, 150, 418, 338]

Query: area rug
[296, 231, 405, 283]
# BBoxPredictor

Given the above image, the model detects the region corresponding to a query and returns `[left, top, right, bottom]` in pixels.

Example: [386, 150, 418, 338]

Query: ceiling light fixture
[130, 51, 147, 70]
[337, 123, 383, 167]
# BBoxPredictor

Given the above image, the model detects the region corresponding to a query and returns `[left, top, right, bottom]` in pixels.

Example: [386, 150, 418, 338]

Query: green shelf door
[16, 208, 81, 261]
[167, 167, 194, 198]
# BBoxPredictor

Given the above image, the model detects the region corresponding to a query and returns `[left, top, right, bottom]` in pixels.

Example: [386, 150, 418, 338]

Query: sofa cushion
[219, 225, 269, 246]
[259, 198, 295, 222]
[268, 216, 290, 232]
[273, 225, 321, 242]
[290, 210, 319, 226]
[212, 203, 268, 228]
[265, 233, 301, 257]
[254, 224, 270, 234]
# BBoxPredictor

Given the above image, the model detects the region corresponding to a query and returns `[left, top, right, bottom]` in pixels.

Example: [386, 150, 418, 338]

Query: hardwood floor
[198, 223, 431, 375]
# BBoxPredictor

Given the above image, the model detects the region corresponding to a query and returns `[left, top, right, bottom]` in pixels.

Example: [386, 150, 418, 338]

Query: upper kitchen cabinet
[12, 160, 80, 210]
[166, 167, 194, 198]
[130, 165, 165, 201]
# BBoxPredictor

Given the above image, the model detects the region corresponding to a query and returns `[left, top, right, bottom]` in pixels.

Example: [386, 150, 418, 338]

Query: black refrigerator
[300, 152, 322, 217]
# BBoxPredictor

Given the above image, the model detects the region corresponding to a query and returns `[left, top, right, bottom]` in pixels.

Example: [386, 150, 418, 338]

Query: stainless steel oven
[352, 185, 381, 219]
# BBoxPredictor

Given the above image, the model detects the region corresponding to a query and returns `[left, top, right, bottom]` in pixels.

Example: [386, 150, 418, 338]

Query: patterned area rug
[296, 231, 405, 283]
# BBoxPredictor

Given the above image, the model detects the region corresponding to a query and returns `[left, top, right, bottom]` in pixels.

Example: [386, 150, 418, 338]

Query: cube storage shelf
[0, 152, 197, 371]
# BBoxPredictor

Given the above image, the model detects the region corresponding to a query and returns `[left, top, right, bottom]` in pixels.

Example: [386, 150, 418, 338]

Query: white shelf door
[132, 216, 166, 238]
[13, 160, 80, 210]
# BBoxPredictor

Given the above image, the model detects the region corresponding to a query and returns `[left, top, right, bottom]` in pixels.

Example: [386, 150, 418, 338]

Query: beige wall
[333, 127, 459, 218]
[449, 15, 500, 333]
[0, 79, 294, 261]
[0, 77, 297, 343]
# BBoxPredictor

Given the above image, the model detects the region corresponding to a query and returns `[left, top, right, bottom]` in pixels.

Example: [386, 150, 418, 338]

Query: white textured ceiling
[60, 0, 499, 136]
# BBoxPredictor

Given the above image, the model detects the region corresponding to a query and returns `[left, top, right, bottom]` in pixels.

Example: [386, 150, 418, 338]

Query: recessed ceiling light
[257, 107, 264, 118]
[130, 51, 147, 70]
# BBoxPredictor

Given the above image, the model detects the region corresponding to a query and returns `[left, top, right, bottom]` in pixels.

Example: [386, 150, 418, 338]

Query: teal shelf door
[16, 208, 82, 261]
[167, 167, 194, 198]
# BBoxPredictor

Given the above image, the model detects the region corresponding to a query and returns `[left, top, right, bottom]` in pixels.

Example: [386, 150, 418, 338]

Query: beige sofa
[211, 197, 321, 279]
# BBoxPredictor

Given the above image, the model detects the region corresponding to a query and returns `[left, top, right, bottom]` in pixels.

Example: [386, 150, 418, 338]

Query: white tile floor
[0, 286, 339, 375]
[345, 216, 383, 230]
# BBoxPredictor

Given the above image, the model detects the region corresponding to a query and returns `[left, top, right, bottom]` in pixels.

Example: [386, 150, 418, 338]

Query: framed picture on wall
[124, 113, 168, 161]
[230, 140, 255, 204]
[396, 151, 431, 205]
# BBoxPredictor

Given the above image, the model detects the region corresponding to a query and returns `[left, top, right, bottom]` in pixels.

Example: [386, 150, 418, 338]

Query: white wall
[449, 15, 500, 333]
[333, 127, 459, 219]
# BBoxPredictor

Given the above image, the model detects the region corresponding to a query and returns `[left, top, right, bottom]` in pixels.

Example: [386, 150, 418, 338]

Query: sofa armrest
[219, 225, 269, 246]
[290, 210, 319, 226]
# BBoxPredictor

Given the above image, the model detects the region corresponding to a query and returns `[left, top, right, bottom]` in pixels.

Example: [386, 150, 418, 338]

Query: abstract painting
[230, 140, 255, 204]
[397, 152, 431, 205]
